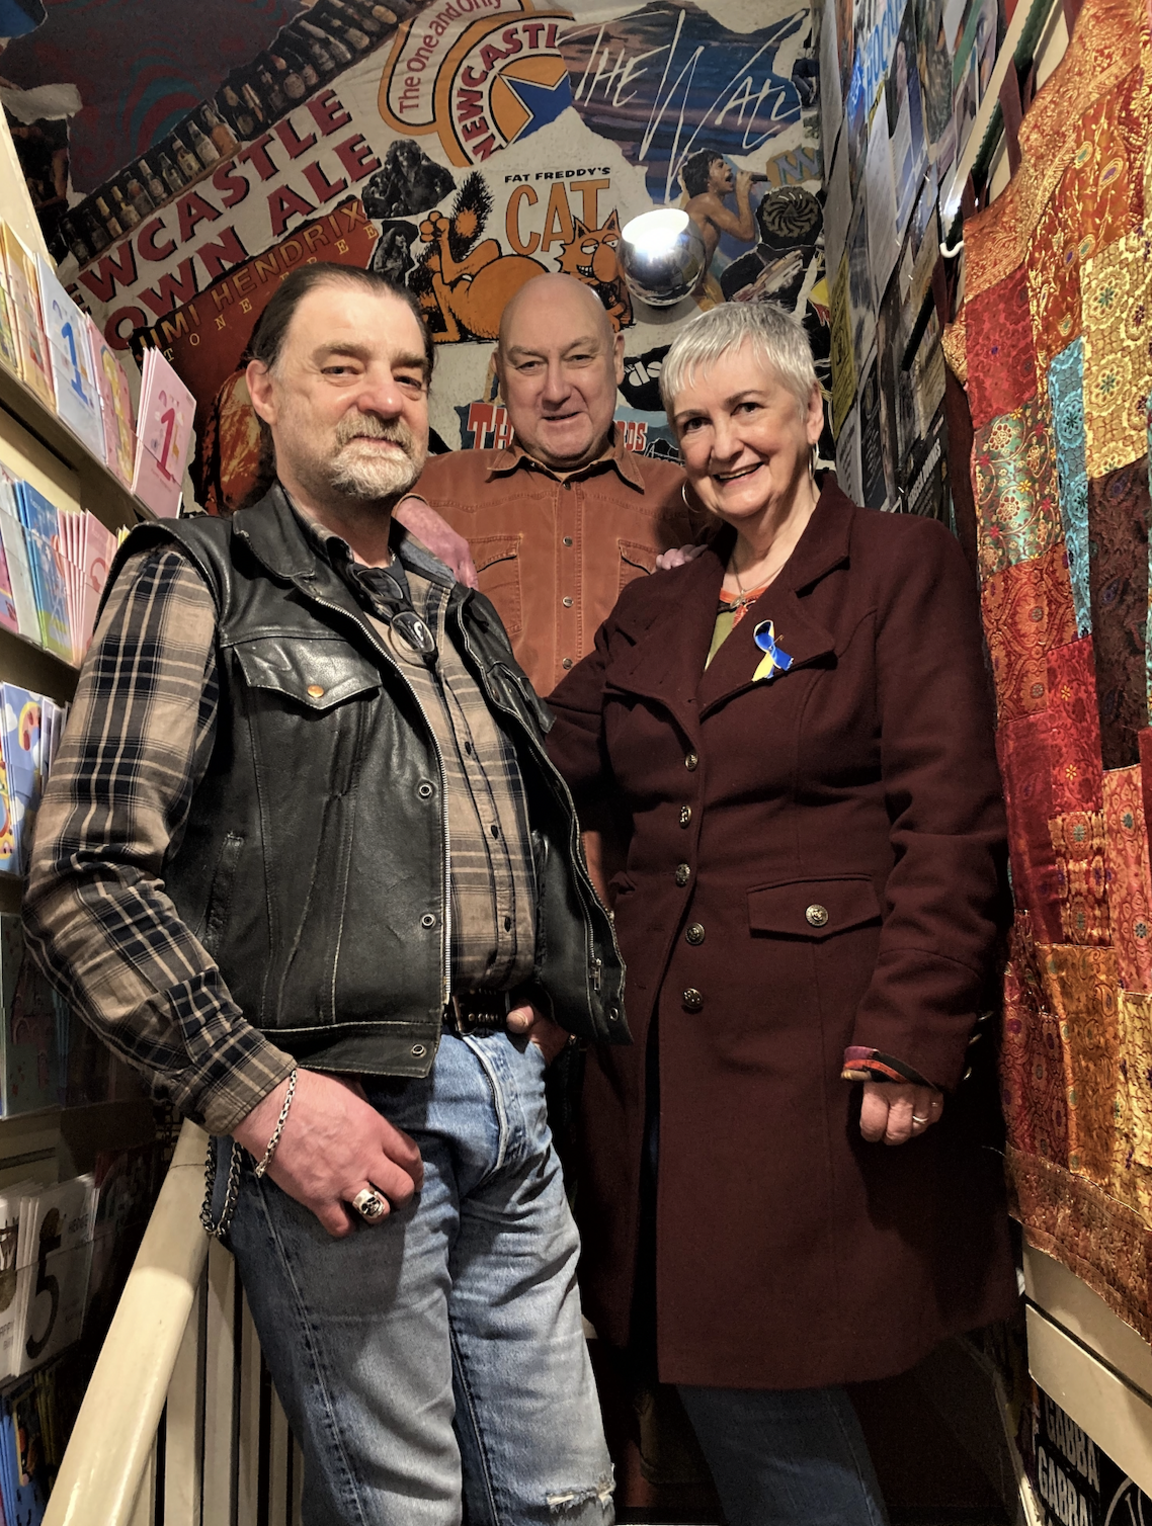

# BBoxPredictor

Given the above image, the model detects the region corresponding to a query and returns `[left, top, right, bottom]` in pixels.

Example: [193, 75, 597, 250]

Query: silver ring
[911, 1114, 929, 1124]
[352, 1188, 387, 1221]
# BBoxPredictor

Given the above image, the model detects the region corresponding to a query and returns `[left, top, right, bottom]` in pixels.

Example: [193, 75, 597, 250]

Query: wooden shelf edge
[1026, 1305, 1152, 1497]
[0, 362, 154, 530]
[0, 623, 79, 674]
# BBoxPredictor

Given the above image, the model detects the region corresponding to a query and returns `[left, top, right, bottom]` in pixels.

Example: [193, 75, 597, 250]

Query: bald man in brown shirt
[399, 274, 695, 696]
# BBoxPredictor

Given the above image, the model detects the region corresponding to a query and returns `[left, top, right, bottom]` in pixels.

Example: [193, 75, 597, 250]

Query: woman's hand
[393, 495, 480, 588]
[859, 1081, 944, 1145]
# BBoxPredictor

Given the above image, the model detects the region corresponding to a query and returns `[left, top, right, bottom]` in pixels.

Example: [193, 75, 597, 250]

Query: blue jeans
[223, 1032, 614, 1526]
[677, 1383, 889, 1526]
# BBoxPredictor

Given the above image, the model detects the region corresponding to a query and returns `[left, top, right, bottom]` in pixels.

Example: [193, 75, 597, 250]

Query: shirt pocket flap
[618, 539, 658, 575]
[472, 535, 521, 573]
[747, 875, 881, 940]
[234, 638, 381, 712]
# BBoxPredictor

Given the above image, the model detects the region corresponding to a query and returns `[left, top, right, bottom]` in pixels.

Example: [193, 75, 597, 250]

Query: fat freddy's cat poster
[5, 0, 828, 512]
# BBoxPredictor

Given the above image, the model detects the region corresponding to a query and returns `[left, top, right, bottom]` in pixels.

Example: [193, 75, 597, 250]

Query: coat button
[307, 684, 325, 698]
[684, 751, 698, 771]
[563, 596, 573, 607]
[563, 536, 573, 546]
[679, 805, 692, 827]
[685, 922, 705, 945]
[682, 988, 703, 1013]
[418, 781, 435, 799]
[420, 913, 436, 929]
[675, 863, 690, 887]
[805, 904, 829, 928]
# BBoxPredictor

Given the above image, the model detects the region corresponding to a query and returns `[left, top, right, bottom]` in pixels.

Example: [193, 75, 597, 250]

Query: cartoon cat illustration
[410, 173, 545, 343]
[554, 209, 632, 331]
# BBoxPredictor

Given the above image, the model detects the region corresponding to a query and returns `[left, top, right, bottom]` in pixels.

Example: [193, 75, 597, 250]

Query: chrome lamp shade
[618, 209, 707, 307]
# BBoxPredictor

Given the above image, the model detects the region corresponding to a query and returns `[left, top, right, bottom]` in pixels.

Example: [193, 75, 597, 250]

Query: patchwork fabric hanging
[950, 0, 1152, 1339]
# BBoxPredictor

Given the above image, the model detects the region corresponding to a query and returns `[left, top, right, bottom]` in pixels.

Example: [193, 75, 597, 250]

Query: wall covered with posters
[1, 0, 829, 515]
[816, 0, 1007, 514]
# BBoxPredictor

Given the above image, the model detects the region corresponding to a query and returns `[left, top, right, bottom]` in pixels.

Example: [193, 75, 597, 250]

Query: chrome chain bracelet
[252, 1068, 298, 1178]
[200, 1068, 299, 1240]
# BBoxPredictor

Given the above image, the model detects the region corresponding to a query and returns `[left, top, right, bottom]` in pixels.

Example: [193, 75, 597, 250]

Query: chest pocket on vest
[235, 637, 382, 712]
[234, 638, 382, 797]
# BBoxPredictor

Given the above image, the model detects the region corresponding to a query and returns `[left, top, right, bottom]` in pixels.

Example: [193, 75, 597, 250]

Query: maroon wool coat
[546, 481, 1017, 1390]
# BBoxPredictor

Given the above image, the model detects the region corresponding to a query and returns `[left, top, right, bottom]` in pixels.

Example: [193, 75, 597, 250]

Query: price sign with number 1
[132, 348, 196, 518]
[36, 255, 104, 460]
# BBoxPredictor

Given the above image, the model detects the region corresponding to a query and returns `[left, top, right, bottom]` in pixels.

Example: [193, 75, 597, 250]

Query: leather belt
[443, 990, 511, 1036]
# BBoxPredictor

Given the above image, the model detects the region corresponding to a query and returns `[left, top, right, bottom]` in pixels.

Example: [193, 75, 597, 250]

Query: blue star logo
[502, 71, 572, 137]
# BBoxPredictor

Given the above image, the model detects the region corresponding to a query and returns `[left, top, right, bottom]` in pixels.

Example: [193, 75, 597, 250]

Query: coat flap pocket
[235, 637, 381, 711]
[747, 875, 881, 940]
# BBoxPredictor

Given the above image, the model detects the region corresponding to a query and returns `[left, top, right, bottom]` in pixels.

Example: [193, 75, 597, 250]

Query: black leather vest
[107, 492, 627, 1079]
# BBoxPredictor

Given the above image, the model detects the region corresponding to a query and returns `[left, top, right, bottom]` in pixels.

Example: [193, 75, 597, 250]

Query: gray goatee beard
[328, 414, 426, 502]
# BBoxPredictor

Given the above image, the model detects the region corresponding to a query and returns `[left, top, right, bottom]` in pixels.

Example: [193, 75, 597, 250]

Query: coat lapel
[603, 541, 728, 737]
[696, 482, 855, 717]
[696, 583, 836, 715]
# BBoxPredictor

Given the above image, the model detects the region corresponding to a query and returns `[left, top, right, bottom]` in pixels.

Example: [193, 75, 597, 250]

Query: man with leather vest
[24, 263, 625, 1526]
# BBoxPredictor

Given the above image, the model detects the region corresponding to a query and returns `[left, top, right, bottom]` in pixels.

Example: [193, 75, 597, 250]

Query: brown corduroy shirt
[410, 429, 695, 695]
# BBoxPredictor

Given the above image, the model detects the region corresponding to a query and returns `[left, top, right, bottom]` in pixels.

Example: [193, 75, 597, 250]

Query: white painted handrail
[44, 1119, 211, 1526]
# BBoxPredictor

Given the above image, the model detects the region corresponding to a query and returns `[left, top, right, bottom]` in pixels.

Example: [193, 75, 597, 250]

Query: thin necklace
[728, 555, 777, 610]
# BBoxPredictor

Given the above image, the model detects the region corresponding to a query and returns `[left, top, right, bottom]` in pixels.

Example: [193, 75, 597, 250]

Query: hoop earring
[681, 482, 693, 511]
[810, 443, 819, 479]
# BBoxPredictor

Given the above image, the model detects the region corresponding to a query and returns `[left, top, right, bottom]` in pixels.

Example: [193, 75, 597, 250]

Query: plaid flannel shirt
[25, 509, 538, 1136]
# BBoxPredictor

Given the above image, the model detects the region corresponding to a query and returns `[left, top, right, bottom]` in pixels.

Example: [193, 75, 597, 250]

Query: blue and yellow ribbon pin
[752, 620, 793, 683]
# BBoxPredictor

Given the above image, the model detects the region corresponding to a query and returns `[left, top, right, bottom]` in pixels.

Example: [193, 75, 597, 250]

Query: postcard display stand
[0, 247, 163, 1519]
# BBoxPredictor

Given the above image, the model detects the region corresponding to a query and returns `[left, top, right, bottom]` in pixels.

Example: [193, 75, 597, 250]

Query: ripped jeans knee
[547, 1464, 616, 1521]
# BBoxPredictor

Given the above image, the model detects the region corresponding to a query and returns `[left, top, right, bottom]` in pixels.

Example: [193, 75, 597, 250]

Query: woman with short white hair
[547, 301, 1016, 1526]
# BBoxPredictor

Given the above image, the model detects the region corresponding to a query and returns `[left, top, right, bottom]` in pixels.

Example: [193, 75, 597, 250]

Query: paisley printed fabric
[1046, 638, 1105, 814]
[1148, 417, 1152, 715]
[1008, 1146, 1152, 1341]
[996, 714, 1064, 944]
[1049, 811, 1110, 945]
[964, 3, 1149, 302]
[973, 400, 1062, 581]
[1102, 765, 1152, 991]
[1047, 342, 1092, 636]
[965, 269, 1039, 428]
[1082, 230, 1152, 478]
[1001, 925, 1070, 1164]
[960, 0, 1152, 1334]
[1024, 69, 1148, 383]
[1117, 991, 1152, 1170]
[1088, 458, 1151, 768]
[1038, 944, 1120, 1189]
[980, 545, 1077, 723]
